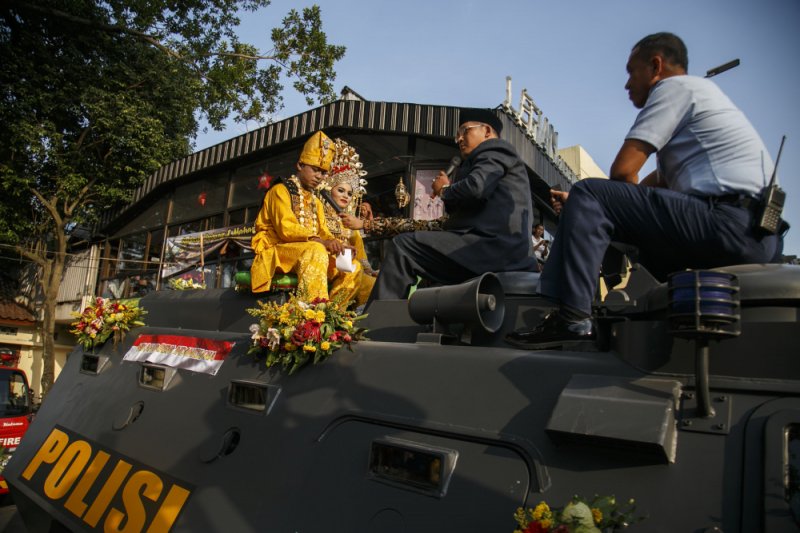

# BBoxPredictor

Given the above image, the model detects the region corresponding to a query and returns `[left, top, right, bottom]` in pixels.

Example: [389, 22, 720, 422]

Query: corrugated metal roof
[102, 99, 576, 228]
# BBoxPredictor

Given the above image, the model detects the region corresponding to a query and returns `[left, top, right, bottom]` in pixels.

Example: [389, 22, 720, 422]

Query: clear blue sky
[196, 0, 800, 256]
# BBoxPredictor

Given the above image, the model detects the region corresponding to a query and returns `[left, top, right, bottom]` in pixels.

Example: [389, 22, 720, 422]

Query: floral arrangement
[247, 294, 367, 374]
[70, 297, 147, 351]
[169, 274, 206, 290]
[514, 495, 643, 533]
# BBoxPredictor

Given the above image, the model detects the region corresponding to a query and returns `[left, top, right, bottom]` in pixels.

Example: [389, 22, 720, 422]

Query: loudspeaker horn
[408, 273, 505, 333]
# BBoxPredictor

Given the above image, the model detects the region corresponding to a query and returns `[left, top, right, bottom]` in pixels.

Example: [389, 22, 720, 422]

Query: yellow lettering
[105, 470, 163, 533]
[146, 485, 191, 533]
[63, 450, 110, 518]
[21, 428, 69, 480]
[43, 440, 92, 500]
[83, 460, 132, 528]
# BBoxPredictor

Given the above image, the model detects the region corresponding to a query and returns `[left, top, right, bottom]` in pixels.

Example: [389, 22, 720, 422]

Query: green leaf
[0, 0, 344, 396]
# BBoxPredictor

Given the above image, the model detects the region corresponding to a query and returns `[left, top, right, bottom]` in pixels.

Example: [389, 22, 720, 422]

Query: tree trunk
[39, 226, 67, 399]
[40, 273, 58, 397]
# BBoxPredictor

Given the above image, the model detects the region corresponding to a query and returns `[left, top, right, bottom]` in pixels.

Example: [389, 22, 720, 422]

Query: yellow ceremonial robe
[321, 203, 375, 306]
[350, 230, 375, 305]
[250, 184, 362, 303]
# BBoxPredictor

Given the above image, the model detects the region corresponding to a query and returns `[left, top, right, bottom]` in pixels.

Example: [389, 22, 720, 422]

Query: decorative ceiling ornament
[395, 177, 410, 209]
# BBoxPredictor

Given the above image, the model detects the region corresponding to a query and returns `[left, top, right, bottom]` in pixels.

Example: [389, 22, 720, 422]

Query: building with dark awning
[81, 90, 578, 301]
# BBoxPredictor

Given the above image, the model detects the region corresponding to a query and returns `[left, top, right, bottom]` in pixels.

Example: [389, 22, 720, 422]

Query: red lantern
[258, 172, 274, 190]
[198, 192, 207, 206]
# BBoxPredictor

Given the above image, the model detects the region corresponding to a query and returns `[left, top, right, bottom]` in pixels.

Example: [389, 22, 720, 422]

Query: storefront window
[113, 197, 169, 237]
[228, 208, 246, 226]
[102, 240, 120, 278]
[118, 233, 147, 273]
[169, 220, 204, 237]
[147, 228, 165, 266]
[168, 215, 224, 237]
[364, 173, 409, 219]
[170, 174, 228, 224]
[230, 153, 296, 209]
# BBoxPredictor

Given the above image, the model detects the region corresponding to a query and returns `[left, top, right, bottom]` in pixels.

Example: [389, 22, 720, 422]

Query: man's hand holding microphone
[431, 156, 461, 198]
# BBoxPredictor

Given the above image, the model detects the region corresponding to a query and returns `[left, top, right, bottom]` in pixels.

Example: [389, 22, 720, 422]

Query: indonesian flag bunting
[123, 334, 234, 376]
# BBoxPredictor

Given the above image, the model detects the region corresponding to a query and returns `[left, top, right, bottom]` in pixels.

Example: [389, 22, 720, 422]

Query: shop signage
[503, 76, 559, 159]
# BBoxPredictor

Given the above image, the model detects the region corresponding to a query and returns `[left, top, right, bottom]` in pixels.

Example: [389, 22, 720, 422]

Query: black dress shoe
[505, 311, 595, 350]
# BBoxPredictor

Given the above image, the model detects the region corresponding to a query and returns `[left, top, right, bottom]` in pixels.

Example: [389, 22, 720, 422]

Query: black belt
[708, 194, 757, 209]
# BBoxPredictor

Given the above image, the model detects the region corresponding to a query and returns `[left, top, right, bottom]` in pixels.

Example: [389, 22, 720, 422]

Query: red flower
[310, 297, 328, 305]
[342, 333, 352, 343]
[292, 321, 321, 346]
[525, 522, 550, 533]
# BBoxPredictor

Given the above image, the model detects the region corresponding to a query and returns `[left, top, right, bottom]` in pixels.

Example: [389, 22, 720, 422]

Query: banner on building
[123, 334, 234, 376]
[161, 224, 254, 278]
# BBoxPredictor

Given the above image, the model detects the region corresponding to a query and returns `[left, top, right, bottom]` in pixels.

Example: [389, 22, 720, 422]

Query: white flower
[561, 502, 601, 533]
[266, 328, 281, 350]
[249, 323, 262, 341]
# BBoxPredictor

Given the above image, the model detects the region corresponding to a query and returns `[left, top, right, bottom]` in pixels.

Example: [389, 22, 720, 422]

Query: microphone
[444, 156, 461, 178]
[319, 189, 343, 213]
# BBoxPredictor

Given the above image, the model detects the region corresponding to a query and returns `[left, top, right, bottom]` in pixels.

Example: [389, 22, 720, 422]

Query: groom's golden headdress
[298, 131, 335, 172]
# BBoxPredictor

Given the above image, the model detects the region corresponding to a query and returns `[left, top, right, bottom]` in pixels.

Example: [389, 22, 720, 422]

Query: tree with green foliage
[0, 0, 345, 397]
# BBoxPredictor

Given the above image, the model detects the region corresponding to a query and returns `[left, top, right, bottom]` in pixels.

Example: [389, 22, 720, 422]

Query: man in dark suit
[368, 108, 538, 301]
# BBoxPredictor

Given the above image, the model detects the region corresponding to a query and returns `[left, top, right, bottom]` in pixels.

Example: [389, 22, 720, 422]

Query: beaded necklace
[287, 176, 318, 234]
[323, 202, 351, 242]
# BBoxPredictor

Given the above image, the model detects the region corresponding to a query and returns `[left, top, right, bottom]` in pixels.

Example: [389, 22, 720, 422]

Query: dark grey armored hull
[5, 264, 800, 532]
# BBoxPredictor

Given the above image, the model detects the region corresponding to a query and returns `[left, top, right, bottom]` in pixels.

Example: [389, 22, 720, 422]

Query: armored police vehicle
[3, 260, 799, 532]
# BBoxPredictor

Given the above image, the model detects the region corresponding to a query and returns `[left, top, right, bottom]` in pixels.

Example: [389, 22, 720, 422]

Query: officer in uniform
[507, 32, 783, 349]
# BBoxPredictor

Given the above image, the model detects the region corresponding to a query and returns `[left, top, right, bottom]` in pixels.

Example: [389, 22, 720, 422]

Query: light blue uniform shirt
[626, 75, 773, 197]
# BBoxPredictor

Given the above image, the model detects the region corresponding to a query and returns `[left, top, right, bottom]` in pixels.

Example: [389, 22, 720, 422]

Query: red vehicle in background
[0, 356, 33, 496]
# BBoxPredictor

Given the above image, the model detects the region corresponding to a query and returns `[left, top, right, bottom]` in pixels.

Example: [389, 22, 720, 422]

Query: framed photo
[412, 169, 445, 220]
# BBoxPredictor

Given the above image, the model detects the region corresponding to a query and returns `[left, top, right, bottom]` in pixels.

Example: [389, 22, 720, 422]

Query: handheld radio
[755, 135, 787, 234]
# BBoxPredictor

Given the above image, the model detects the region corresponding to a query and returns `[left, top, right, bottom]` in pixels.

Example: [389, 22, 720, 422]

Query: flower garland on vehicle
[70, 297, 147, 351]
[247, 294, 367, 374]
[513, 495, 643, 533]
[169, 275, 206, 290]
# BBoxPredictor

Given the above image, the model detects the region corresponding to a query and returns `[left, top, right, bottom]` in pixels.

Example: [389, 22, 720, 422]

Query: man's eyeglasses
[454, 123, 486, 143]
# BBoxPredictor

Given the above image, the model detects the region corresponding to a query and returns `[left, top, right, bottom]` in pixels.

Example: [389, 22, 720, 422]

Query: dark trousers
[539, 178, 781, 315]
[369, 231, 480, 301]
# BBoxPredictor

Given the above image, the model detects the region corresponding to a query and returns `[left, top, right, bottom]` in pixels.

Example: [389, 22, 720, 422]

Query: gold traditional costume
[320, 139, 375, 305]
[250, 131, 362, 303]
